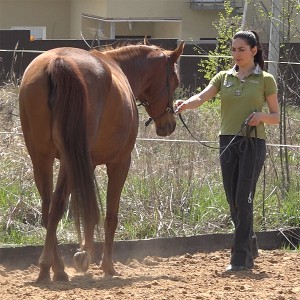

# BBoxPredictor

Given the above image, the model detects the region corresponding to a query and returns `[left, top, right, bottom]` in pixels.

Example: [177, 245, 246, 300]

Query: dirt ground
[0, 249, 299, 300]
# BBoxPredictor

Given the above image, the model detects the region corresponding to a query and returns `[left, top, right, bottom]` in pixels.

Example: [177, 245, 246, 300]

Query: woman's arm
[175, 84, 218, 113]
[247, 93, 280, 126]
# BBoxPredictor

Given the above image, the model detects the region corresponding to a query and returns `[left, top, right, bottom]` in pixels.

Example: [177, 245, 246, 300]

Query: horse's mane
[89, 43, 174, 79]
[90, 43, 170, 61]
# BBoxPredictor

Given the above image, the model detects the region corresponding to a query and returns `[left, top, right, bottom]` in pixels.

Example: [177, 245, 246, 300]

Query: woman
[175, 30, 280, 271]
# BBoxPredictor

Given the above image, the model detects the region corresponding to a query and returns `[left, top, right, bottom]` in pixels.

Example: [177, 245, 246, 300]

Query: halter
[137, 52, 175, 126]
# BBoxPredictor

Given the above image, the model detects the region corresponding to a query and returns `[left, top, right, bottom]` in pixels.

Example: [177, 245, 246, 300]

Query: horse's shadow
[25, 272, 182, 291]
[24, 266, 270, 292]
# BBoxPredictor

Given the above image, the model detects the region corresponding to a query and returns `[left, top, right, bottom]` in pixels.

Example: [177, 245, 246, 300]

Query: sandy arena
[0, 249, 299, 300]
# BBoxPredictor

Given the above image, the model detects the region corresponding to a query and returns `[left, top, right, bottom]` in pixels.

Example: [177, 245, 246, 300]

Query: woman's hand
[247, 112, 262, 126]
[174, 84, 218, 114]
[174, 99, 186, 113]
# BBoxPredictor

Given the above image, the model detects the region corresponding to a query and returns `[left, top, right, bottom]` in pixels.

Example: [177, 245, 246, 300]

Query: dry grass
[0, 83, 299, 246]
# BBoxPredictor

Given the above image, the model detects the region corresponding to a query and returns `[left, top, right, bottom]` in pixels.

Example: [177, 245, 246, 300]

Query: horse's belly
[90, 117, 138, 165]
[91, 138, 136, 165]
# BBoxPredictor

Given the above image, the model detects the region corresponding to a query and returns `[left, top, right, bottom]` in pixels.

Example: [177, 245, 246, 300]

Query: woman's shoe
[225, 264, 252, 272]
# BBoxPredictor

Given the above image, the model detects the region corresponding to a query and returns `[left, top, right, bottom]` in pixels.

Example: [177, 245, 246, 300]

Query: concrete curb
[0, 228, 299, 269]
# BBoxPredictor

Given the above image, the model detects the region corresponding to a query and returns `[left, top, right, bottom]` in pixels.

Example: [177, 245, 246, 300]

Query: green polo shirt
[209, 65, 277, 140]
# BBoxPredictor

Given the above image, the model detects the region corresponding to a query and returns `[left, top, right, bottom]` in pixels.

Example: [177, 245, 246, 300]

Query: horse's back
[19, 47, 138, 163]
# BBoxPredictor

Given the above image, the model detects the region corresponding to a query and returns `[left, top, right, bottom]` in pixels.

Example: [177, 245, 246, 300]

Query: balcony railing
[190, 0, 225, 10]
[190, 0, 243, 12]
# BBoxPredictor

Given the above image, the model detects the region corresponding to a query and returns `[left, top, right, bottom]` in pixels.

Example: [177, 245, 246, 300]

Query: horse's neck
[106, 47, 150, 96]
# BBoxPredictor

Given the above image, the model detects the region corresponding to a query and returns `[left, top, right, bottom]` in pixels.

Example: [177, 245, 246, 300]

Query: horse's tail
[47, 57, 99, 252]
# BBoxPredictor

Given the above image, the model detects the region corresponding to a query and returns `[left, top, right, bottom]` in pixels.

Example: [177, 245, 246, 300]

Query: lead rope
[178, 113, 254, 157]
[262, 162, 266, 230]
[246, 125, 258, 204]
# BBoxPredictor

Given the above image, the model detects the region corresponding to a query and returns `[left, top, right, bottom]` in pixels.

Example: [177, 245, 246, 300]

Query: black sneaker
[225, 264, 253, 272]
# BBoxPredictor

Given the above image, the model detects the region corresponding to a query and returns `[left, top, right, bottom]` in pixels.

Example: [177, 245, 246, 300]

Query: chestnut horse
[18, 41, 184, 282]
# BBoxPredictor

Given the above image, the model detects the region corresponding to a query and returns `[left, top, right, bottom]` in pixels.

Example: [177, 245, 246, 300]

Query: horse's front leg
[101, 157, 131, 276]
[37, 166, 70, 283]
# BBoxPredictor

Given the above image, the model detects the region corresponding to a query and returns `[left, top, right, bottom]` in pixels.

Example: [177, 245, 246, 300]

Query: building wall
[154, 22, 182, 39]
[1, 0, 300, 43]
[0, 0, 70, 39]
[69, 0, 107, 39]
[78, 0, 221, 40]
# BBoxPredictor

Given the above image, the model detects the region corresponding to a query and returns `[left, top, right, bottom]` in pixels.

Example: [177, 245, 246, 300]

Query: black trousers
[219, 135, 266, 267]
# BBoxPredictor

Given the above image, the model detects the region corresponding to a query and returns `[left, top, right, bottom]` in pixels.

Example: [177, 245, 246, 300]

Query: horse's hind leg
[30, 155, 55, 228]
[37, 163, 70, 283]
[101, 158, 131, 276]
[71, 193, 83, 245]
[29, 156, 54, 282]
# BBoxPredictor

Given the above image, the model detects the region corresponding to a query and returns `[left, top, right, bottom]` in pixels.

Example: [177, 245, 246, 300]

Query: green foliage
[279, 187, 300, 227]
[254, 0, 300, 42]
[197, 0, 242, 83]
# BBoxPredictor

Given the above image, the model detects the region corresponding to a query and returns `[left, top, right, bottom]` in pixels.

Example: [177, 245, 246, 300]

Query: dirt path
[0, 250, 299, 300]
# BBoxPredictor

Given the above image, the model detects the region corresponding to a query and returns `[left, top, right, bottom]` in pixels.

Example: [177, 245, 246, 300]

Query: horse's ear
[170, 41, 185, 63]
[144, 36, 151, 46]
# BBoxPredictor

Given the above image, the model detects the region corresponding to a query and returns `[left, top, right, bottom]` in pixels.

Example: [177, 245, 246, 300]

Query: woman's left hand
[247, 112, 261, 126]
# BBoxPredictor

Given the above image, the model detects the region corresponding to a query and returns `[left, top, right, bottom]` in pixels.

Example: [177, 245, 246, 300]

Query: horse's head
[138, 41, 184, 136]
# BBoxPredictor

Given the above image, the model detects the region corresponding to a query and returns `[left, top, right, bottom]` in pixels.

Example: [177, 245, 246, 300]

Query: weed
[0, 84, 299, 246]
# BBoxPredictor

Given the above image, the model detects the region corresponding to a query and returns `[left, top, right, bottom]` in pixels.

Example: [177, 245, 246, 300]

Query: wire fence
[1, 39, 300, 244]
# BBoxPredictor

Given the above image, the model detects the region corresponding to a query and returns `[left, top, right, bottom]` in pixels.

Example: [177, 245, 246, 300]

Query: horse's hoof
[53, 271, 69, 282]
[104, 270, 121, 277]
[35, 271, 51, 284]
[73, 251, 91, 273]
[101, 263, 120, 276]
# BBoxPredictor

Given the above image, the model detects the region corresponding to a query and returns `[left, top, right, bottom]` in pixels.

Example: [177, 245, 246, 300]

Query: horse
[18, 40, 184, 282]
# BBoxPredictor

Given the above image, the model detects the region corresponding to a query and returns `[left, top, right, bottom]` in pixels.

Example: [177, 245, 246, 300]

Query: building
[1, 0, 300, 92]
[0, 0, 245, 41]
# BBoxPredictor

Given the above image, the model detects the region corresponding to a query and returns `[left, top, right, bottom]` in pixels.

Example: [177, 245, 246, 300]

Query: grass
[0, 82, 299, 247]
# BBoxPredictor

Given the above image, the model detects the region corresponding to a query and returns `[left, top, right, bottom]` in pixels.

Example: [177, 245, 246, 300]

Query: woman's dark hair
[233, 30, 264, 70]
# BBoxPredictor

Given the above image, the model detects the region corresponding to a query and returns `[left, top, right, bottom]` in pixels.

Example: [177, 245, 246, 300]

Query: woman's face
[231, 38, 257, 68]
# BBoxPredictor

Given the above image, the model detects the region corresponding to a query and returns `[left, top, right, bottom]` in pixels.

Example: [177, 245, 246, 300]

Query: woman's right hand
[174, 84, 217, 114]
[174, 99, 186, 113]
